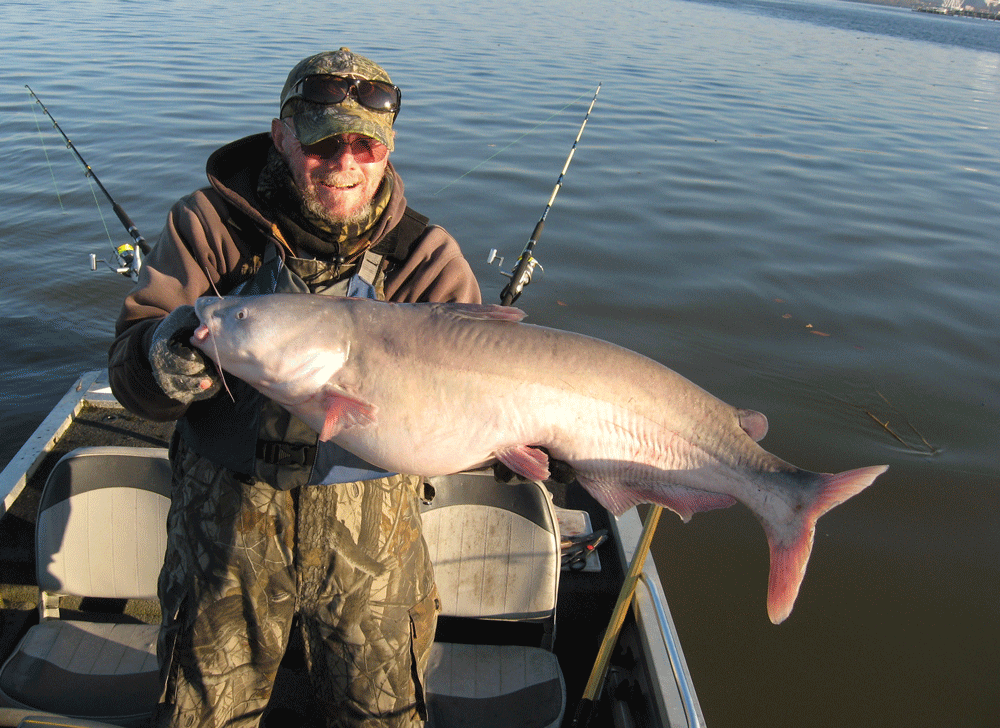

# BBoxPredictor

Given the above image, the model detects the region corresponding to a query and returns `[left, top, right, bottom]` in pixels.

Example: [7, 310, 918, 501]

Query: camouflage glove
[148, 305, 221, 404]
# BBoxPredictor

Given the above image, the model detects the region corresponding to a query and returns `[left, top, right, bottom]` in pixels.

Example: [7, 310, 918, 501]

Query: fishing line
[434, 88, 594, 195]
[28, 85, 116, 242]
[26, 85, 150, 281]
[27, 90, 65, 212]
[497, 83, 601, 306]
[85, 173, 118, 249]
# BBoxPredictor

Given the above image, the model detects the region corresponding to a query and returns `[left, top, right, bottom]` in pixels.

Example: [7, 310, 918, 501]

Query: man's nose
[320, 145, 359, 169]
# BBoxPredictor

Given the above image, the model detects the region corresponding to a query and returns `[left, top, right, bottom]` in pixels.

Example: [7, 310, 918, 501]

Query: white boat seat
[421, 474, 565, 728]
[0, 447, 171, 727]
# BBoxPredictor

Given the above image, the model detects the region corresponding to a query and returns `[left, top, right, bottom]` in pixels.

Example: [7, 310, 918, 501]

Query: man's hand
[148, 305, 221, 404]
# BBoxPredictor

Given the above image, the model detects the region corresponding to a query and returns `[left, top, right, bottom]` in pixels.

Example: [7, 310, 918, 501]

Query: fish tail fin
[765, 464, 887, 624]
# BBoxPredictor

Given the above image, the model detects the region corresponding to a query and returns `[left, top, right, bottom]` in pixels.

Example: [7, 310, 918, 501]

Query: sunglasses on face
[287, 74, 401, 118]
[298, 134, 389, 164]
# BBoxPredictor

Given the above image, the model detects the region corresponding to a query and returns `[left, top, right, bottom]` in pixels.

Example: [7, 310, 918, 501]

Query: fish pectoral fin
[737, 408, 769, 442]
[317, 390, 378, 442]
[495, 445, 551, 481]
[437, 302, 527, 322]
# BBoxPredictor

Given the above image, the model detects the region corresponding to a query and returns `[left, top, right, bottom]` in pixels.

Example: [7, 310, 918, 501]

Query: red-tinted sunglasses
[287, 74, 401, 119]
[299, 134, 389, 164]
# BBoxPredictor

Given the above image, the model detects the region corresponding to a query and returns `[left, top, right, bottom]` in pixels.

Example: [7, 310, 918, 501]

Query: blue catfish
[191, 294, 886, 623]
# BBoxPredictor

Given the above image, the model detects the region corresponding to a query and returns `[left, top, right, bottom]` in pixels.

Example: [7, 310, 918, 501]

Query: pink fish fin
[764, 464, 888, 624]
[576, 476, 736, 519]
[495, 445, 551, 481]
[317, 390, 378, 442]
[655, 488, 737, 522]
[737, 408, 769, 441]
[440, 302, 527, 322]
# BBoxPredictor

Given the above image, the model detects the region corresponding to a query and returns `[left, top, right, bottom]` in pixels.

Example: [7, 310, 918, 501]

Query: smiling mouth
[318, 173, 363, 190]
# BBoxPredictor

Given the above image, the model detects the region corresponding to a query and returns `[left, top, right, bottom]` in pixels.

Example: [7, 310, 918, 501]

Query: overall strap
[371, 207, 429, 262]
[350, 207, 429, 299]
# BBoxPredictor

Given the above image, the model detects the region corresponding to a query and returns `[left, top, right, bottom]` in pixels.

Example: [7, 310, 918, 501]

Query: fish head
[191, 294, 352, 405]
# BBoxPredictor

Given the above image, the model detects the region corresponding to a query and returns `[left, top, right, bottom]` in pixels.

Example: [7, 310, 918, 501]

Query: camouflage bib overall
[156, 245, 438, 728]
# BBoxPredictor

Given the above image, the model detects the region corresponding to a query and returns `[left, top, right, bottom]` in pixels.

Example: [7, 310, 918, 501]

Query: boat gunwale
[609, 509, 706, 728]
[1, 371, 121, 518]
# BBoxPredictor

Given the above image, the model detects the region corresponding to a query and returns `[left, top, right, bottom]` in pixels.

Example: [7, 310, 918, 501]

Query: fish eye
[235, 308, 249, 320]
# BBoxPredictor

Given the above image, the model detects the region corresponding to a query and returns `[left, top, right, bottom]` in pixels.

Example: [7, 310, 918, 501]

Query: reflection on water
[1, 0, 998, 726]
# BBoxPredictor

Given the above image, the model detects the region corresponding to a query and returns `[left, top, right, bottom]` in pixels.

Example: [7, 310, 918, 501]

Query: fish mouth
[191, 324, 211, 346]
[191, 296, 223, 348]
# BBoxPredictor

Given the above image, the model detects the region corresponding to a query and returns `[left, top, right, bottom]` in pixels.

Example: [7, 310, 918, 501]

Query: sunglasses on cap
[286, 74, 401, 118]
[297, 133, 390, 164]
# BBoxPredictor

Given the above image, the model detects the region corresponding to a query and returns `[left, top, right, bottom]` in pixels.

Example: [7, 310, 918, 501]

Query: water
[2, 0, 998, 725]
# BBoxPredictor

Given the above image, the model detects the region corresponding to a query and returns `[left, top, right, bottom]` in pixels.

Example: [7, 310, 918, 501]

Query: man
[109, 49, 481, 728]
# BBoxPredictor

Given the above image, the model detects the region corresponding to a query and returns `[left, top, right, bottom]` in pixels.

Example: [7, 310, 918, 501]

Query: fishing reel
[487, 248, 544, 305]
[90, 242, 142, 282]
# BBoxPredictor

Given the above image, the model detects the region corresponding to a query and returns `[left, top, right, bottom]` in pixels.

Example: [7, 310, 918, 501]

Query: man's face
[272, 117, 390, 225]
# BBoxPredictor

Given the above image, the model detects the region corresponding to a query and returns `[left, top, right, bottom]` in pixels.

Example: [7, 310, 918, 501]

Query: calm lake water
[2, 0, 998, 725]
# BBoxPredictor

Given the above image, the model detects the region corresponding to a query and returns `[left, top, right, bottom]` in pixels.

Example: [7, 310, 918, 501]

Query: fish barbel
[191, 294, 886, 623]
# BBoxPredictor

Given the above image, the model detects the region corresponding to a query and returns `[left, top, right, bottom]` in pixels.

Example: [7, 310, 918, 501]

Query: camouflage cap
[279, 48, 397, 151]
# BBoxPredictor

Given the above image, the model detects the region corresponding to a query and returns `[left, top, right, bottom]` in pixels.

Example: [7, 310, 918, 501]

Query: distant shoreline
[912, 4, 1000, 18]
[843, 0, 999, 20]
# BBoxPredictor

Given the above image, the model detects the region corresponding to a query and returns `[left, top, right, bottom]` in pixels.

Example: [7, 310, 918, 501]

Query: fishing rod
[482, 82, 679, 725]
[488, 83, 601, 306]
[570, 505, 668, 728]
[487, 84, 687, 727]
[26, 85, 150, 281]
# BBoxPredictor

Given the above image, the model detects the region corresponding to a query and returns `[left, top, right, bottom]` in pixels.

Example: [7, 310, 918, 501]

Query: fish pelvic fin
[765, 464, 888, 624]
[495, 445, 551, 482]
[318, 391, 378, 442]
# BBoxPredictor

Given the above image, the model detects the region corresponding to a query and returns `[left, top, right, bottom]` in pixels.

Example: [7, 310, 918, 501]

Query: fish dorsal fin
[436, 302, 527, 322]
[738, 408, 769, 441]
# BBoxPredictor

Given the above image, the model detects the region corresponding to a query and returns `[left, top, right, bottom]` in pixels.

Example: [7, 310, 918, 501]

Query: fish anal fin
[575, 477, 643, 517]
[765, 464, 888, 624]
[576, 477, 737, 520]
[737, 408, 769, 442]
[317, 391, 378, 442]
[495, 445, 550, 481]
[438, 302, 527, 322]
[649, 487, 736, 522]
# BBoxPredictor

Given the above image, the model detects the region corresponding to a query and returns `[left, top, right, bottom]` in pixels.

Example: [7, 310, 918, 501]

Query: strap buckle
[256, 440, 317, 468]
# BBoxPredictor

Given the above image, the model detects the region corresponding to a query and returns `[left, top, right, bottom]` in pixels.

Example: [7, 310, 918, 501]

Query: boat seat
[421, 473, 565, 728]
[0, 447, 171, 727]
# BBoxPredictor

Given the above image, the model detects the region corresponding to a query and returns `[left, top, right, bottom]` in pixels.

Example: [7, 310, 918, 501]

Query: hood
[204, 132, 408, 252]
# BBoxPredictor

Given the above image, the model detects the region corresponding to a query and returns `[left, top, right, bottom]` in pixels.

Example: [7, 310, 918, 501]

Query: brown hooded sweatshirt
[109, 132, 481, 421]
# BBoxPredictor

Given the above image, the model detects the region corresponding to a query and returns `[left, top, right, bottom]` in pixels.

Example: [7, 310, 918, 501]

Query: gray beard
[301, 187, 374, 227]
[298, 166, 384, 227]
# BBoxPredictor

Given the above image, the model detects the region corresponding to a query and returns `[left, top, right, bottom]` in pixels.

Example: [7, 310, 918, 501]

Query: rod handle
[570, 698, 596, 728]
[112, 203, 151, 253]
